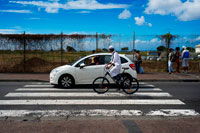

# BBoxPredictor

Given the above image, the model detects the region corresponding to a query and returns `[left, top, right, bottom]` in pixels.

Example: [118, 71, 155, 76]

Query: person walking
[134, 50, 142, 73]
[182, 46, 189, 74]
[175, 47, 180, 73]
[168, 48, 174, 74]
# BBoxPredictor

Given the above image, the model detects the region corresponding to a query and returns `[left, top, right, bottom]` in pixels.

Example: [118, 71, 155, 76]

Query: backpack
[183, 51, 189, 58]
[170, 53, 176, 62]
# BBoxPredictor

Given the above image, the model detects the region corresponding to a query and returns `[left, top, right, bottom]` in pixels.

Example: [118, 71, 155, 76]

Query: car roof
[72, 53, 132, 67]
[90, 53, 126, 57]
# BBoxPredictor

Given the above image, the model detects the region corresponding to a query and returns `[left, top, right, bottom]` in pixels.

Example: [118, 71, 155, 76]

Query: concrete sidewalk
[0, 72, 199, 82]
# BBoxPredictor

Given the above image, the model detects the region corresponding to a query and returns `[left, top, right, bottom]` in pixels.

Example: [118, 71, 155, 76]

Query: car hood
[55, 65, 72, 70]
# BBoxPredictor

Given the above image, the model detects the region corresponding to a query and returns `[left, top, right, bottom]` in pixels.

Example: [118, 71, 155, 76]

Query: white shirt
[109, 51, 121, 77]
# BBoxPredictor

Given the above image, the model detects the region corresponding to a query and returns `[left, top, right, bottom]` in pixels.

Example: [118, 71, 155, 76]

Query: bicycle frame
[103, 65, 129, 87]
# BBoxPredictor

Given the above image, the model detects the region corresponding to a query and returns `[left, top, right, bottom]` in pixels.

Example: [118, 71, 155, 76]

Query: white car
[50, 53, 137, 88]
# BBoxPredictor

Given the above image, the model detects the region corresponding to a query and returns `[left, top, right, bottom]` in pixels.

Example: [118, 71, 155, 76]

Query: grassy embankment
[0, 51, 199, 73]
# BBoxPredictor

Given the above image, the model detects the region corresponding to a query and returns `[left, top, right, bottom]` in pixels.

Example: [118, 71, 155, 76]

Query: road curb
[139, 79, 200, 82]
[0, 79, 199, 82]
[0, 80, 49, 82]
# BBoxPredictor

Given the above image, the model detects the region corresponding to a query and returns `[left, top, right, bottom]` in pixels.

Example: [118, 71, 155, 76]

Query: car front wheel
[58, 75, 74, 88]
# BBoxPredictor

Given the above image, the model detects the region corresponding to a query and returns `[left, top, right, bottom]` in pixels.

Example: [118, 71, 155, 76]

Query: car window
[75, 56, 103, 67]
[75, 59, 84, 67]
[104, 55, 111, 64]
[120, 57, 128, 64]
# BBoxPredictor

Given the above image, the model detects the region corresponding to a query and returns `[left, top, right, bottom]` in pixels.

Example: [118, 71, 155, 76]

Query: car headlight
[51, 68, 60, 74]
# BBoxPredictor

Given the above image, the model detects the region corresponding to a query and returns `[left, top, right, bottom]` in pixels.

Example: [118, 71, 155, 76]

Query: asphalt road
[0, 81, 200, 133]
[149, 82, 200, 113]
[0, 81, 199, 119]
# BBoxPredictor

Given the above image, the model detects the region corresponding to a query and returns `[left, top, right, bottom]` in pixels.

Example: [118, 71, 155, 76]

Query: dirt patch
[141, 61, 200, 73]
[4, 57, 60, 73]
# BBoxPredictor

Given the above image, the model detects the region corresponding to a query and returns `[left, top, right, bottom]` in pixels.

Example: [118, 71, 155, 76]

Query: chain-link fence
[0, 33, 199, 73]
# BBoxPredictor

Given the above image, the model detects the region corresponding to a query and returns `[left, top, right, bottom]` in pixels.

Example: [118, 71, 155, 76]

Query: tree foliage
[157, 46, 166, 52]
[158, 32, 179, 72]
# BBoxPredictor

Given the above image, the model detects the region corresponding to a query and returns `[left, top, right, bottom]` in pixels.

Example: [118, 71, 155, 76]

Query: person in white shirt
[182, 46, 189, 74]
[106, 46, 122, 79]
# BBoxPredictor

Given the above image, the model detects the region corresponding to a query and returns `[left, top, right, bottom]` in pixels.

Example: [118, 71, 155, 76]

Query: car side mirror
[80, 63, 86, 69]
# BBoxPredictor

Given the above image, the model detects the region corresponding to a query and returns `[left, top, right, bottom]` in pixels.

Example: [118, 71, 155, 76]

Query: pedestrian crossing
[0, 82, 199, 118]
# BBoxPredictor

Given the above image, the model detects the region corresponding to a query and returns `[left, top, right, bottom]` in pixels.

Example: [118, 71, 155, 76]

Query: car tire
[58, 74, 74, 88]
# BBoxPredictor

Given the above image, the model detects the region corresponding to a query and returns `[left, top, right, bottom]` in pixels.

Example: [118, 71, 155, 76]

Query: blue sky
[0, 0, 200, 35]
[0, 0, 200, 51]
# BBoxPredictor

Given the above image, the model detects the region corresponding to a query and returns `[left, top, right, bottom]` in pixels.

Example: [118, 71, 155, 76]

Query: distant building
[195, 44, 200, 53]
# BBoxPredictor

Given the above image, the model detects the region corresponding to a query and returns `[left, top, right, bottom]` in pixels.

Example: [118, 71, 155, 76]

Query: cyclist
[106, 45, 122, 82]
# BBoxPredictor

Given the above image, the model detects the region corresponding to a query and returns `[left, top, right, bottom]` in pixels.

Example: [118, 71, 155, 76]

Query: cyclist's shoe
[104, 86, 108, 91]
[127, 89, 132, 93]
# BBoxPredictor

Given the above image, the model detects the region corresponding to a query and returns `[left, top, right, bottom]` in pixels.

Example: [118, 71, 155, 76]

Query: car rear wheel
[58, 75, 74, 88]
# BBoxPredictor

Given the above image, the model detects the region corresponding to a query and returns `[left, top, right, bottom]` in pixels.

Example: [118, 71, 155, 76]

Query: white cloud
[145, 0, 200, 21]
[195, 36, 200, 41]
[134, 16, 145, 26]
[148, 23, 152, 27]
[135, 39, 148, 44]
[134, 16, 152, 27]
[45, 7, 59, 13]
[118, 9, 131, 19]
[150, 38, 161, 43]
[10, 0, 130, 13]
[29, 18, 40, 20]
[78, 11, 91, 13]
[0, 29, 19, 34]
[0, 10, 32, 13]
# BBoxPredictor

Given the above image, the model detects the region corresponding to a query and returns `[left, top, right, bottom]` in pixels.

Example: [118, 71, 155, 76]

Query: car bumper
[50, 72, 58, 85]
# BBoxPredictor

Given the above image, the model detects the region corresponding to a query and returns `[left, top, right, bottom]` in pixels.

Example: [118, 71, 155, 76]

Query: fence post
[60, 32, 63, 65]
[96, 32, 98, 52]
[23, 31, 26, 72]
[133, 31, 135, 61]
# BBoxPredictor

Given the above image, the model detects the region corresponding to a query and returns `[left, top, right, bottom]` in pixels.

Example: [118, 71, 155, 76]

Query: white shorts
[182, 58, 189, 67]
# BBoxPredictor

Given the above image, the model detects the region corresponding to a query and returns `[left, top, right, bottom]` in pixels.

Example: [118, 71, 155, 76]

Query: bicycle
[92, 65, 139, 94]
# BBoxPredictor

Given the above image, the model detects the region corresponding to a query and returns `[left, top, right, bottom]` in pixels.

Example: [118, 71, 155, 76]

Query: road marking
[31, 82, 50, 85]
[0, 109, 198, 117]
[5, 92, 172, 97]
[16, 88, 162, 92]
[30, 82, 148, 85]
[139, 84, 155, 87]
[0, 110, 142, 117]
[146, 109, 199, 116]
[0, 99, 185, 105]
[24, 85, 54, 88]
[24, 84, 155, 88]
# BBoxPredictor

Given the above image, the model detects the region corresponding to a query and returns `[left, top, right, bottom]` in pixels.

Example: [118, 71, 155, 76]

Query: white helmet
[109, 45, 114, 49]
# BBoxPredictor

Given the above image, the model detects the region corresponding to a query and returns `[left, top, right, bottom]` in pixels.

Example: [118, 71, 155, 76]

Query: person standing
[134, 50, 142, 73]
[168, 48, 174, 74]
[182, 46, 189, 74]
[175, 47, 180, 73]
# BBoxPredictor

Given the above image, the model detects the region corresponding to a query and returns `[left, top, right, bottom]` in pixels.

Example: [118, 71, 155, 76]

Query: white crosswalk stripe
[16, 88, 162, 92]
[5, 92, 172, 97]
[0, 99, 184, 105]
[0, 82, 199, 118]
[0, 109, 198, 117]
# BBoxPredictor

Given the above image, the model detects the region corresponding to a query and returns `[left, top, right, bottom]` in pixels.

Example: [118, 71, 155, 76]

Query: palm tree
[158, 32, 179, 72]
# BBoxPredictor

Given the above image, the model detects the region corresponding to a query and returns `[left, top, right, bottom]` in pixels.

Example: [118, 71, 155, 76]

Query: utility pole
[60, 32, 63, 65]
[23, 31, 26, 72]
[96, 32, 98, 52]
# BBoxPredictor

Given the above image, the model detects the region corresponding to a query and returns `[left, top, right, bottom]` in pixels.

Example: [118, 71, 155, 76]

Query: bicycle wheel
[93, 77, 110, 94]
[122, 77, 139, 94]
